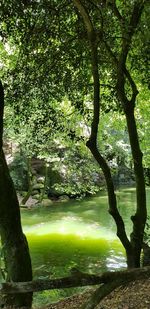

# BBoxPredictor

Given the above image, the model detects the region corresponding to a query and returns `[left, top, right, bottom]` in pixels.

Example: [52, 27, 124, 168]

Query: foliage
[52, 143, 102, 197]
[137, 89, 150, 169]
[0, 0, 149, 276]
[8, 152, 29, 190]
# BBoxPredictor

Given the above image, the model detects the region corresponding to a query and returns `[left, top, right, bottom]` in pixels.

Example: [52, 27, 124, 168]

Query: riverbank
[38, 277, 150, 309]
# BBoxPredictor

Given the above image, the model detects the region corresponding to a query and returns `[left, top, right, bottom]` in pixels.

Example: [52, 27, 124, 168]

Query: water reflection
[106, 250, 126, 270]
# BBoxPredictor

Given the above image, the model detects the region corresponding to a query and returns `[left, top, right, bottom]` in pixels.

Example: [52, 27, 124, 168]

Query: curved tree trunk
[0, 81, 32, 308]
[73, 0, 146, 269]
[115, 1, 147, 267]
[73, 0, 132, 268]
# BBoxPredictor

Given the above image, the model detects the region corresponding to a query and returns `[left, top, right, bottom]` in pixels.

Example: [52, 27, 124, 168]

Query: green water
[20, 187, 150, 305]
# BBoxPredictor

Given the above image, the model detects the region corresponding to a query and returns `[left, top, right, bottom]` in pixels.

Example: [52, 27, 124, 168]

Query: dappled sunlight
[106, 249, 126, 270]
[24, 216, 116, 240]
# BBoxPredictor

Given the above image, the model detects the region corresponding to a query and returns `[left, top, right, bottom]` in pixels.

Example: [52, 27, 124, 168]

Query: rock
[32, 194, 40, 200]
[33, 183, 44, 190]
[43, 194, 48, 199]
[25, 197, 38, 207]
[32, 190, 39, 196]
[58, 195, 70, 202]
[41, 199, 53, 207]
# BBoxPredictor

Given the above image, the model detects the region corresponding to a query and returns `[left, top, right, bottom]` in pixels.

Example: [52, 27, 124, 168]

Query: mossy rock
[41, 199, 53, 207]
[42, 194, 48, 199]
[33, 183, 44, 190]
[58, 195, 70, 202]
[32, 194, 40, 200]
[32, 190, 39, 195]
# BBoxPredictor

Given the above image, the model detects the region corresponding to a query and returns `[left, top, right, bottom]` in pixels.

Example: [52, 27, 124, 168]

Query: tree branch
[73, 0, 94, 35]
[107, 1, 123, 23]
[103, 40, 138, 106]
[115, 1, 145, 106]
[101, 1, 145, 107]
[81, 279, 123, 309]
[73, 0, 99, 145]
[1, 267, 150, 295]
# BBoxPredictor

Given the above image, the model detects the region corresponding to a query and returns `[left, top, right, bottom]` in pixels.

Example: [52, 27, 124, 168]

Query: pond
[21, 187, 150, 306]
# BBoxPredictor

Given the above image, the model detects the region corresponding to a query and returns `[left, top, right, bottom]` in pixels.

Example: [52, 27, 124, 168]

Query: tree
[0, 1, 102, 199]
[0, 81, 32, 308]
[72, 0, 148, 268]
[1, 0, 149, 269]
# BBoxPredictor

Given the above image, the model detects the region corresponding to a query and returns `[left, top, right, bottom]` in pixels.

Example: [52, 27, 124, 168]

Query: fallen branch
[81, 266, 150, 309]
[1, 267, 150, 295]
[80, 279, 123, 309]
[0, 270, 101, 294]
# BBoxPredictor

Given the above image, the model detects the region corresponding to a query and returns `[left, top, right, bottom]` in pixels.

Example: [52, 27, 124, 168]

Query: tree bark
[73, 0, 132, 266]
[0, 81, 32, 308]
[73, 0, 146, 269]
[114, 1, 147, 267]
[0, 266, 150, 294]
[125, 105, 146, 268]
[81, 279, 124, 309]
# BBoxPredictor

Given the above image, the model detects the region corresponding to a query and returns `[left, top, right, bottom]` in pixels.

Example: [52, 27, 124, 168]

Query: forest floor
[39, 277, 150, 309]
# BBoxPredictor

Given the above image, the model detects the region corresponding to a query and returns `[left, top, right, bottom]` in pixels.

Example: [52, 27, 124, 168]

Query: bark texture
[0, 266, 150, 308]
[114, 1, 147, 267]
[0, 81, 32, 308]
[73, 0, 132, 265]
[73, 0, 147, 269]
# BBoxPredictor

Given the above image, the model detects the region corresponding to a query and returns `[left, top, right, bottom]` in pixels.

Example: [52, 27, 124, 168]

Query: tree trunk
[73, 0, 146, 270]
[125, 105, 147, 268]
[73, 0, 132, 268]
[0, 81, 32, 308]
[112, 0, 147, 268]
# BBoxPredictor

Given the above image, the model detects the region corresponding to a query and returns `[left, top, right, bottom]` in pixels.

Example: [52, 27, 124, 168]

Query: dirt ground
[38, 278, 150, 309]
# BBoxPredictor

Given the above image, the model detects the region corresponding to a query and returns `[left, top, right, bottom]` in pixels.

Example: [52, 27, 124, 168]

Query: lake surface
[21, 187, 150, 305]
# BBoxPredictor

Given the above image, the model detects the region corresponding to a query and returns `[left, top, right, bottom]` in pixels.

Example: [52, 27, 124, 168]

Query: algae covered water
[22, 187, 148, 278]
[20, 187, 150, 306]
